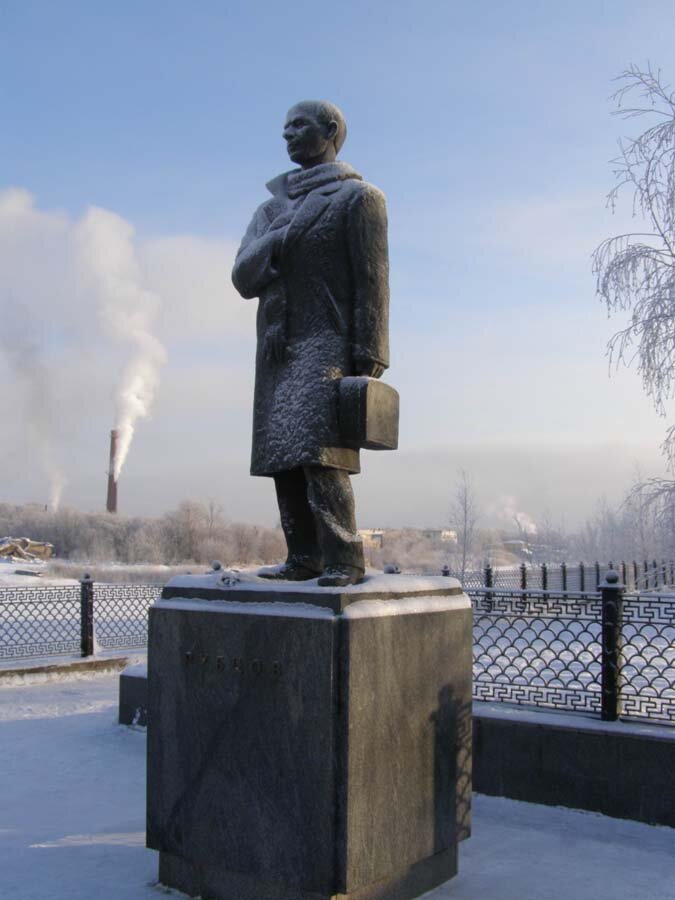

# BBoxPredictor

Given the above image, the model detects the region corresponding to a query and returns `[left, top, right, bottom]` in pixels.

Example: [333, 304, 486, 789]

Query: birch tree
[593, 64, 675, 463]
[449, 469, 479, 582]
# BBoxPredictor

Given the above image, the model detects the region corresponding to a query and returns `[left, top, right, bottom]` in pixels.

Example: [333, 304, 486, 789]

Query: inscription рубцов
[184, 651, 283, 677]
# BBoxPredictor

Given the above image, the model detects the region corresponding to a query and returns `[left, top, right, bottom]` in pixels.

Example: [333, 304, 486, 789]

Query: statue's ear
[326, 119, 339, 143]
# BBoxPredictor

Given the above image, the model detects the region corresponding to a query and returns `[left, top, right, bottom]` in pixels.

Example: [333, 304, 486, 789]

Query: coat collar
[266, 161, 362, 200]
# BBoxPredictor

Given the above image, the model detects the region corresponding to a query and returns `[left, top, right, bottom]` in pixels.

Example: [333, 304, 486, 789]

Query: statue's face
[283, 105, 333, 166]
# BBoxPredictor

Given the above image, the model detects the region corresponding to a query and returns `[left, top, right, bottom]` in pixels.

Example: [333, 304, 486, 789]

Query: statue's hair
[292, 100, 347, 154]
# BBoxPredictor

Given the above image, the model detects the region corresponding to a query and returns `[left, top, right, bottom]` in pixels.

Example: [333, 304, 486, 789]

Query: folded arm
[231, 209, 289, 300]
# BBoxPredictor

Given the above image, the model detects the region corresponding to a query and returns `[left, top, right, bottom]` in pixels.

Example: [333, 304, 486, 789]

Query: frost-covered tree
[593, 64, 675, 463]
[449, 469, 479, 581]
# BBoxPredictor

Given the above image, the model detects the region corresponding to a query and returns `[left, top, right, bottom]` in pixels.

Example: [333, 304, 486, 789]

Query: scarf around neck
[266, 161, 362, 199]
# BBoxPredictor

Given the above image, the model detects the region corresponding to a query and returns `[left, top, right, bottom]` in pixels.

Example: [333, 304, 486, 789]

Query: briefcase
[338, 376, 399, 450]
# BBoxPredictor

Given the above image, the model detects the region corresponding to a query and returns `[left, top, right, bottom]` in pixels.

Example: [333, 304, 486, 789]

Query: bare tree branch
[593, 64, 675, 463]
[449, 469, 479, 582]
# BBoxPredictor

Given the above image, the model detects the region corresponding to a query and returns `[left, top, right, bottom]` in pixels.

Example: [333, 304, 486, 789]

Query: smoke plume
[77, 208, 167, 480]
[0, 327, 67, 510]
[498, 495, 538, 536]
[47, 469, 66, 511]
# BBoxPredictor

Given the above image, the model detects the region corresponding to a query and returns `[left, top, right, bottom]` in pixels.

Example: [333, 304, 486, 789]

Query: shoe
[317, 566, 364, 587]
[259, 561, 321, 581]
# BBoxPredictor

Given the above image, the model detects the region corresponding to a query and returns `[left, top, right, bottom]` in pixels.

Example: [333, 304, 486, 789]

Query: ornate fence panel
[620, 592, 675, 724]
[0, 585, 81, 660]
[0, 582, 161, 661]
[471, 588, 602, 714]
[92, 583, 161, 650]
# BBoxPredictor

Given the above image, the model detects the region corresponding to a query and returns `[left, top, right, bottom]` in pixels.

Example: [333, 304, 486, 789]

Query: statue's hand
[354, 357, 385, 379]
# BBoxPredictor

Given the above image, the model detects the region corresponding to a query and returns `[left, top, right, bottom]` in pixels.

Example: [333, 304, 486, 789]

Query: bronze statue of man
[232, 100, 390, 587]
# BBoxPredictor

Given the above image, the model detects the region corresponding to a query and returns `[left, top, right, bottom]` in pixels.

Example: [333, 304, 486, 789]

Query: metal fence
[454, 560, 675, 592]
[91, 583, 161, 650]
[0, 581, 161, 662]
[2, 574, 674, 728]
[621, 591, 675, 722]
[470, 578, 675, 726]
[0, 584, 82, 661]
[472, 588, 602, 714]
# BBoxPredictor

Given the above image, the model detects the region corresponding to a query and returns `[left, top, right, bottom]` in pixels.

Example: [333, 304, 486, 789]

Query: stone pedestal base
[118, 664, 148, 726]
[158, 846, 457, 900]
[146, 575, 472, 900]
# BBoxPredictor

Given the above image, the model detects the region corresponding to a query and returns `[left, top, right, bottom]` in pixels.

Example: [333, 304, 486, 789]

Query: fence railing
[0, 579, 161, 662]
[2, 572, 674, 728]
[453, 559, 675, 592]
[469, 571, 675, 726]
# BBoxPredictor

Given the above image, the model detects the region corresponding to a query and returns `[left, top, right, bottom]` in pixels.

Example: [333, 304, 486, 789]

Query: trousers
[273, 466, 365, 574]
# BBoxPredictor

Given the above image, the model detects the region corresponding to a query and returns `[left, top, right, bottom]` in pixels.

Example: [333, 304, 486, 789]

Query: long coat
[232, 162, 390, 477]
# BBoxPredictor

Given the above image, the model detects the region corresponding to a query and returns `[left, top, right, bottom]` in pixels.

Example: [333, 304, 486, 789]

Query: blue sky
[2, 1, 675, 528]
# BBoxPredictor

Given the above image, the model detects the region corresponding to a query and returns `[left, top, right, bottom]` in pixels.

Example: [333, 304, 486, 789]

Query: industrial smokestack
[106, 429, 118, 514]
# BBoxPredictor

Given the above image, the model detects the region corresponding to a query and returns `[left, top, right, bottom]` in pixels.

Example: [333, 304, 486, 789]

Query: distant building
[502, 540, 533, 559]
[358, 527, 458, 549]
[359, 529, 385, 549]
[422, 529, 457, 543]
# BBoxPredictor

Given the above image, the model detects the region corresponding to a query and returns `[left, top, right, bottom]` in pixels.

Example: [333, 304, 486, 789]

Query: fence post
[600, 568, 625, 722]
[520, 563, 527, 591]
[541, 562, 548, 591]
[621, 561, 627, 588]
[561, 562, 567, 592]
[485, 563, 493, 608]
[595, 562, 601, 589]
[579, 562, 585, 592]
[671, 561, 674, 586]
[80, 574, 94, 658]
[633, 561, 639, 591]
[644, 560, 649, 590]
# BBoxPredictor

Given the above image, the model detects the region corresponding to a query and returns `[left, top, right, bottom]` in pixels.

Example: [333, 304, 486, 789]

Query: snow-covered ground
[0, 558, 77, 587]
[0, 558, 197, 587]
[2, 673, 674, 899]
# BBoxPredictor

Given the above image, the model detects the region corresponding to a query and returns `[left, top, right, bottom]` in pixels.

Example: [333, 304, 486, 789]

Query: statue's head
[283, 100, 347, 169]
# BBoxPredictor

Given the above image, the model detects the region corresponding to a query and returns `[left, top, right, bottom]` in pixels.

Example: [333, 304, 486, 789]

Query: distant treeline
[0, 501, 469, 572]
[3, 470, 675, 573]
[0, 501, 286, 567]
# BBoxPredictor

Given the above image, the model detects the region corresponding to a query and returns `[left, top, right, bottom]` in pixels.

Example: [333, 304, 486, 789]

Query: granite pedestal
[147, 574, 472, 900]
[118, 663, 148, 726]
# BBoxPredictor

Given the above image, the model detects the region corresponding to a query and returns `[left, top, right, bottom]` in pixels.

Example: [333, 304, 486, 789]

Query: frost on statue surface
[234, 161, 389, 477]
[230, 100, 393, 585]
[164, 569, 462, 593]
